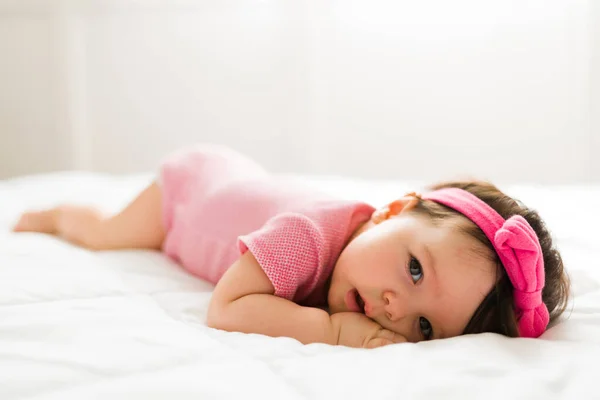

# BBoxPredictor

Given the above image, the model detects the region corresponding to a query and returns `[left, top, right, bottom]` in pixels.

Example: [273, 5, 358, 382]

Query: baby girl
[13, 145, 570, 348]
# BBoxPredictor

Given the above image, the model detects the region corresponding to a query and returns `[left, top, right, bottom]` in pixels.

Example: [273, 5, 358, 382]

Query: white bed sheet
[1, 172, 599, 400]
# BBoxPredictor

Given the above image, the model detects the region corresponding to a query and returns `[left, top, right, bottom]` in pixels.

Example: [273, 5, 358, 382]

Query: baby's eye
[409, 256, 423, 283]
[419, 317, 433, 340]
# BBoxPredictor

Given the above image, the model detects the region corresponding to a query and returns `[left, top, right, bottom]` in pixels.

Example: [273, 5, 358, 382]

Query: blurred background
[0, 0, 598, 184]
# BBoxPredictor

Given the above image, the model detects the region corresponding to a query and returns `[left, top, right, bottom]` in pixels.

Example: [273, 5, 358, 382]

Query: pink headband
[422, 188, 549, 338]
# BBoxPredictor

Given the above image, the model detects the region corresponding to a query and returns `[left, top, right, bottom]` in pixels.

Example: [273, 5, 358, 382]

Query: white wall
[592, 0, 600, 182]
[0, 0, 598, 184]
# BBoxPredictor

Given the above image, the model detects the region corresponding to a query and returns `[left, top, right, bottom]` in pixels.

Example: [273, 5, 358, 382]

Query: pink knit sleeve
[237, 213, 329, 302]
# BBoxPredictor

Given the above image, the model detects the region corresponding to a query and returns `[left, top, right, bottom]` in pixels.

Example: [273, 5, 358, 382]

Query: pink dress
[158, 145, 375, 307]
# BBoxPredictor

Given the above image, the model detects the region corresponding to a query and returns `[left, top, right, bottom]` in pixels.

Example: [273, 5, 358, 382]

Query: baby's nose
[382, 291, 406, 322]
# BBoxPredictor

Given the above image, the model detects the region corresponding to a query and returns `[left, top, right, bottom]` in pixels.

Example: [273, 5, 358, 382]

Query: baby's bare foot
[13, 206, 104, 249]
[13, 209, 59, 234]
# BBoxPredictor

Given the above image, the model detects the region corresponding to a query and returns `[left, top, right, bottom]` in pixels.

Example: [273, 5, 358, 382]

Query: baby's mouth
[355, 289, 366, 314]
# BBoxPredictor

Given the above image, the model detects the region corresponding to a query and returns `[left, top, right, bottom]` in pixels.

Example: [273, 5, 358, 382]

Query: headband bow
[422, 188, 549, 338]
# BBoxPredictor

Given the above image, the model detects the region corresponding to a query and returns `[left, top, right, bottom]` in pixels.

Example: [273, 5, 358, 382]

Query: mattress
[1, 172, 599, 400]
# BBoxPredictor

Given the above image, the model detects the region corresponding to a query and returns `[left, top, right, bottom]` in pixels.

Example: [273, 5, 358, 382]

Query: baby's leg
[13, 182, 165, 251]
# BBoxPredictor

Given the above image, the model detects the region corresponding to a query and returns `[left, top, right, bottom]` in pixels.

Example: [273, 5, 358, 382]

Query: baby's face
[328, 208, 496, 342]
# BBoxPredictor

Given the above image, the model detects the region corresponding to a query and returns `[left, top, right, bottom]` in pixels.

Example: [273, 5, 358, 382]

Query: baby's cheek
[375, 252, 401, 278]
[373, 266, 399, 284]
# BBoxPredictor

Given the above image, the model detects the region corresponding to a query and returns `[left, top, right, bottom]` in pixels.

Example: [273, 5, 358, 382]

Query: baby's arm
[208, 252, 405, 348]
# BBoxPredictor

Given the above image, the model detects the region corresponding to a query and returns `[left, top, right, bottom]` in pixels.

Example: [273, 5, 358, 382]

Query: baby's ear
[387, 192, 421, 217]
[372, 192, 421, 223]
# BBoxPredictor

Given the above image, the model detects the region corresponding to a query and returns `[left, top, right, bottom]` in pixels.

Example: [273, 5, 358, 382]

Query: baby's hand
[331, 312, 407, 348]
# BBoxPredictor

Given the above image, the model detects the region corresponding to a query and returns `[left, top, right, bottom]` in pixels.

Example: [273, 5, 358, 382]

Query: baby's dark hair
[410, 180, 570, 337]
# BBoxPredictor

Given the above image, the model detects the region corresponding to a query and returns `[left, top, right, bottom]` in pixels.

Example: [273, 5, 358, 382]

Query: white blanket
[1, 173, 599, 400]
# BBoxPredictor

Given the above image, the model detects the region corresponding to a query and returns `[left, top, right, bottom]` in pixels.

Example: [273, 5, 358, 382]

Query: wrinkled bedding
[1, 172, 599, 400]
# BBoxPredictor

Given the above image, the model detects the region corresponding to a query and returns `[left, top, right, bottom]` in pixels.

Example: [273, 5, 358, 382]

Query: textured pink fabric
[159, 145, 374, 306]
[423, 188, 549, 338]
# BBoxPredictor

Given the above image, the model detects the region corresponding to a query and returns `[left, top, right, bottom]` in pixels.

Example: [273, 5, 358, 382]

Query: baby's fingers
[364, 329, 407, 348]
[365, 338, 394, 349]
[376, 329, 407, 344]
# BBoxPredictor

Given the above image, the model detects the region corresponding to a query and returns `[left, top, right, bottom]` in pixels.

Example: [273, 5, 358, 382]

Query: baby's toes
[13, 210, 57, 234]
